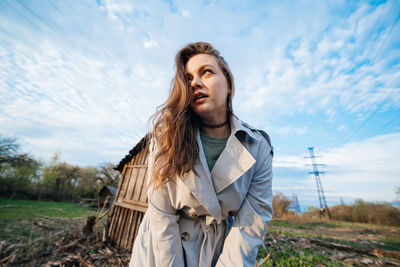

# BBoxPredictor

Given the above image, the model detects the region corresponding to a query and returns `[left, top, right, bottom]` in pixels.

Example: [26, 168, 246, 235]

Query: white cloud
[323, 133, 400, 184]
[143, 40, 159, 49]
[274, 132, 400, 205]
[238, 0, 399, 119]
[273, 126, 308, 136]
[181, 10, 190, 17]
[274, 155, 308, 170]
[1, 0, 399, 191]
[0, 37, 169, 165]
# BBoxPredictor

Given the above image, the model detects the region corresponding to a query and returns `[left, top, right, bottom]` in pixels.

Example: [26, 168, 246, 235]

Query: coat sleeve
[147, 140, 185, 267]
[216, 137, 273, 267]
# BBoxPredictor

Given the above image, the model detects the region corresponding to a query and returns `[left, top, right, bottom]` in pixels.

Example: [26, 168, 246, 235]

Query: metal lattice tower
[291, 192, 301, 215]
[306, 147, 331, 219]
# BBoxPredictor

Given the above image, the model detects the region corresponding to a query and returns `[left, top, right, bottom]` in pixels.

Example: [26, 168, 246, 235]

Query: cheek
[214, 81, 229, 103]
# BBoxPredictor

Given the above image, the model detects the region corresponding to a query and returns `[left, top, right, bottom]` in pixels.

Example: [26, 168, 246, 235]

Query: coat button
[181, 232, 189, 241]
[189, 211, 197, 217]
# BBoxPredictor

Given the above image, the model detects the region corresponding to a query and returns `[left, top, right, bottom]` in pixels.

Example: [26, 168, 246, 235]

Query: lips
[193, 92, 208, 103]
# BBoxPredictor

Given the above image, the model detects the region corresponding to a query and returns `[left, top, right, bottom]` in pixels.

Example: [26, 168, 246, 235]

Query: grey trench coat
[129, 116, 273, 267]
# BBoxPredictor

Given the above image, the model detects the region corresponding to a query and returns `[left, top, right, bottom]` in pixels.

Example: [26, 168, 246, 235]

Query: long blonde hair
[149, 42, 235, 189]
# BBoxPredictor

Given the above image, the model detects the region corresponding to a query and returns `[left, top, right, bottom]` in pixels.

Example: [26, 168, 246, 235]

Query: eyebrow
[186, 64, 216, 76]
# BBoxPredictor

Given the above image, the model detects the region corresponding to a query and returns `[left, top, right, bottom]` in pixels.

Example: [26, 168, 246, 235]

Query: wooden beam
[125, 164, 147, 168]
[115, 199, 148, 213]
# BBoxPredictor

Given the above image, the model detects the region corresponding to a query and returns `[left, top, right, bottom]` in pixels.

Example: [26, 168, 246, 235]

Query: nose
[190, 75, 203, 89]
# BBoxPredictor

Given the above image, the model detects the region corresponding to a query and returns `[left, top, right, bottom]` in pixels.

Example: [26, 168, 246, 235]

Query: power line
[314, 4, 399, 148]
[339, 96, 392, 145]
[371, 112, 400, 136]
[331, 9, 400, 147]
[371, 11, 400, 64]
[313, 4, 390, 146]
[47, 0, 94, 44]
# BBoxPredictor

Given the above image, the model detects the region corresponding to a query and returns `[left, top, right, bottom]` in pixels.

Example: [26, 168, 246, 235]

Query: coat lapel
[178, 116, 259, 223]
[211, 134, 256, 193]
[179, 130, 222, 223]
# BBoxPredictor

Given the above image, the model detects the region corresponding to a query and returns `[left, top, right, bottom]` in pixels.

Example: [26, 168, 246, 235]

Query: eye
[186, 75, 193, 84]
[202, 69, 213, 76]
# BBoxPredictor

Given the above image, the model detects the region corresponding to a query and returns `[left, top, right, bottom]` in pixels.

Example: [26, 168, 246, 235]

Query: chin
[192, 106, 209, 116]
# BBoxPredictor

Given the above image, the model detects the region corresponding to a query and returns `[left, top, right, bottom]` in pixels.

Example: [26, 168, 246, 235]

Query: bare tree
[272, 192, 293, 218]
[97, 162, 120, 188]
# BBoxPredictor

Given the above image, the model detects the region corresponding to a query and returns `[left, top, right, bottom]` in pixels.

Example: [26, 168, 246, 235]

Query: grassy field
[0, 198, 97, 219]
[0, 198, 98, 258]
[256, 219, 400, 266]
[1, 199, 399, 266]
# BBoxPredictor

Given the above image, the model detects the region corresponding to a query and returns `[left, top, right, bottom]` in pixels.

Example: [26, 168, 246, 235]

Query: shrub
[272, 193, 293, 218]
[302, 200, 400, 227]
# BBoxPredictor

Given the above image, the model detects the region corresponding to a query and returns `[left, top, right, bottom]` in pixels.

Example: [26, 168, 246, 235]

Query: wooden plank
[113, 161, 130, 207]
[124, 167, 139, 203]
[119, 208, 130, 248]
[138, 151, 150, 202]
[115, 201, 148, 213]
[108, 205, 120, 240]
[115, 207, 127, 247]
[130, 148, 148, 249]
[122, 209, 134, 249]
[133, 212, 143, 246]
[127, 210, 139, 251]
[106, 161, 130, 242]
[128, 151, 145, 201]
[133, 148, 149, 200]
[113, 206, 123, 240]
[122, 199, 148, 209]
[131, 167, 146, 201]
[106, 201, 117, 232]
[130, 212, 141, 251]
[117, 208, 129, 247]
[124, 209, 134, 249]
[125, 164, 148, 168]
[107, 205, 117, 239]
[135, 147, 147, 167]
[119, 161, 133, 201]
[133, 147, 143, 164]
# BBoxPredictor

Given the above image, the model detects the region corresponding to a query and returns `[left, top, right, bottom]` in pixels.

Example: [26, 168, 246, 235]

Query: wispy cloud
[0, 0, 399, 211]
[240, 1, 400, 119]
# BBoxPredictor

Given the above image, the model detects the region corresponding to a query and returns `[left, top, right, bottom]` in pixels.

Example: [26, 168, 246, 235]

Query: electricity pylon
[305, 147, 331, 219]
[291, 192, 301, 215]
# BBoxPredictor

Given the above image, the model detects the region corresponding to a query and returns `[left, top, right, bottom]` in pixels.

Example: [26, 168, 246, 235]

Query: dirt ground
[264, 219, 400, 266]
[0, 217, 399, 266]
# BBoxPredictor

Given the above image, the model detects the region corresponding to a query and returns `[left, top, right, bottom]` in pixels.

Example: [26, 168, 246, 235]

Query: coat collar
[230, 115, 260, 143]
[211, 116, 257, 193]
[179, 116, 257, 224]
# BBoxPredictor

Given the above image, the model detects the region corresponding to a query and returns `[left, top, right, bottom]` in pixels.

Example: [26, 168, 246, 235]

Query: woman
[130, 42, 273, 267]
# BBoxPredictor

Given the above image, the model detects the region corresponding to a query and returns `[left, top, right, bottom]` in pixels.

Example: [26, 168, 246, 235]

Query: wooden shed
[106, 135, 150, 251]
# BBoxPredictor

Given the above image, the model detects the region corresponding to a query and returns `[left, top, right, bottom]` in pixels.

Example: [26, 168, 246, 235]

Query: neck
[200, 118, 231, 137]
[200, 125, 230, 137]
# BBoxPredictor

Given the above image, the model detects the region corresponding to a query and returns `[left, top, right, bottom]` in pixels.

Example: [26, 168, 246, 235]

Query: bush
[272, 193, 293, 218]
[1, 136, 120, 202]
[0, 136, 40, 199]
[302, 200, 400, 227]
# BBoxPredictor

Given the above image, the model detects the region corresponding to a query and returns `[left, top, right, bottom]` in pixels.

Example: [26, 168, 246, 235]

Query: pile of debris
[263, 231, 400, 266]
[2, 217, 399, 266]
[0, 216, 132, 266]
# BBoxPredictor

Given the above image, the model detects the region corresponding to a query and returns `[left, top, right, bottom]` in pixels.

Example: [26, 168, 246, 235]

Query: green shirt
[199, 131, 229, 172]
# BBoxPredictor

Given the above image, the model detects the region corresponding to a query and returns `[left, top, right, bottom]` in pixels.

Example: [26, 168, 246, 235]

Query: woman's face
[185, 54, 230, 122]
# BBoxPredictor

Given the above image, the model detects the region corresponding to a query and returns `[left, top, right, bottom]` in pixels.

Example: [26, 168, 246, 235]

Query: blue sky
[1, 0, 399, 208]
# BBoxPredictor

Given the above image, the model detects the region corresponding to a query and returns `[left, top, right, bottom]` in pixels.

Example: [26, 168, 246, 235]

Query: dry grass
[300, 200, 400, 227]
